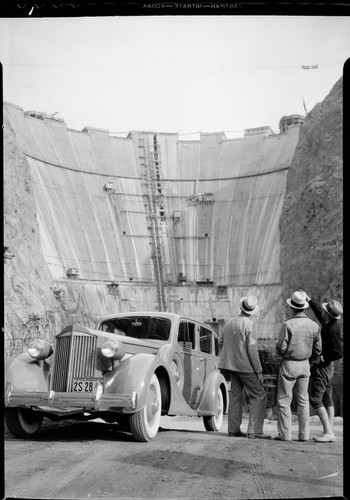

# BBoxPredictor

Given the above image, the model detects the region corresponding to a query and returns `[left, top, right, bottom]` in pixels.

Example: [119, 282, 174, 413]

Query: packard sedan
[5, 312, 228, 441]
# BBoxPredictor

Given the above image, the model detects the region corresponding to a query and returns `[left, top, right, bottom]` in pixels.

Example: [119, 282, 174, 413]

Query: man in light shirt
[219, 295, 271, 439]
[275, 291, 321, 442]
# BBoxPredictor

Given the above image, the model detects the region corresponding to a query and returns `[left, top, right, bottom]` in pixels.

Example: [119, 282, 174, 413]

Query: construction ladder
[139, 135, 166, 311]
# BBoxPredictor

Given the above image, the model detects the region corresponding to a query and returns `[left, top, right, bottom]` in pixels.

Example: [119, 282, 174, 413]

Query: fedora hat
[239, 295, 259, 315]
[322, 300, 343, 319]
[286, 291, 309, 309]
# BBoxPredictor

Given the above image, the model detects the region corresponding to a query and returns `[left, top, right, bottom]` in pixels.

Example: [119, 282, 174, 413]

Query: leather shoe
[248, 433, 272, 440]
[273, 436, 290, 441]
[229, 431, 247, 437]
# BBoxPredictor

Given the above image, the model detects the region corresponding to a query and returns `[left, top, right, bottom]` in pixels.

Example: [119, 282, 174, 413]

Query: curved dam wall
[4, 101, 301, 347]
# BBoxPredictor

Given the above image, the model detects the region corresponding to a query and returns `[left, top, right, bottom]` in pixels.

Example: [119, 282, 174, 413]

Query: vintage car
[5, 312, 228, 441]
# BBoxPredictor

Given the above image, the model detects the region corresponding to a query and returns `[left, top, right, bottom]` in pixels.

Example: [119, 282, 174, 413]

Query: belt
[283, 357, 308, 361]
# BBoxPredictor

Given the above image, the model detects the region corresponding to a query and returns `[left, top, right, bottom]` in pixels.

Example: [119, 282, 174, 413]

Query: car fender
[5, 353, 49, 392]
[103, 353, 172, 412]
[158, 343, 185, 391]
[197, 371, 229, 415]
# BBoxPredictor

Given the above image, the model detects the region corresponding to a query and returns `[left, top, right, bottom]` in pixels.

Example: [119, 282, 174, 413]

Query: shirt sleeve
[219, 321, 228, 348]
[308, 299, 326, 326]
[246, 323, 262, 373]
[276, 322, 289, 356]
[310, 329, 322, 363]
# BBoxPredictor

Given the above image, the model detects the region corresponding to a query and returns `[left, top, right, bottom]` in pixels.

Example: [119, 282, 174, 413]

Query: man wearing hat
[275, 291, 321, 441]
[219, 295, 271, 439]
[299, 289, 343, 443]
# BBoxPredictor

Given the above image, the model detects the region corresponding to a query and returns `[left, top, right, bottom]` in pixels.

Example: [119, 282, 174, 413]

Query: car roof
[96, 311, 214, 329]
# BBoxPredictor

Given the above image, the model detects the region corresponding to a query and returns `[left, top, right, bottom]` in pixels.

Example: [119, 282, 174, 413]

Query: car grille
[51, 331, 97, 392]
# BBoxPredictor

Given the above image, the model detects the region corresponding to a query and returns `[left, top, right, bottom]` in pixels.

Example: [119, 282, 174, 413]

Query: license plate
[72, 378, 104, 392]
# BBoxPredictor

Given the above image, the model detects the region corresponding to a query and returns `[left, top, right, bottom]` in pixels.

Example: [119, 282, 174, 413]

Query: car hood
[114, 334, 164, 356]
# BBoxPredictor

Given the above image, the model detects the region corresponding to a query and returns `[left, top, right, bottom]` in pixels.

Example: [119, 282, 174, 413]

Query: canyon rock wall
[280, 77, 343, 313]
[4, 111, 56, 345]
[279, 76, 343, 403]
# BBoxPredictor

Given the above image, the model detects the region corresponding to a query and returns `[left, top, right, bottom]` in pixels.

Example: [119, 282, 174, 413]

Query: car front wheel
[203, 387, 224, 431]
[129, 374, 162, 442]
[5, 408, 43, 438]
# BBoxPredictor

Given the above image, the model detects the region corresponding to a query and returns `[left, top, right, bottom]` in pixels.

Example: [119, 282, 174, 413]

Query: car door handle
[200, 357, 205, 362]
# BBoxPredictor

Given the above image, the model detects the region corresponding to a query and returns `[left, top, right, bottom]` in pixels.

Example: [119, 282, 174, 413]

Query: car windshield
[98, 316, 171, 341]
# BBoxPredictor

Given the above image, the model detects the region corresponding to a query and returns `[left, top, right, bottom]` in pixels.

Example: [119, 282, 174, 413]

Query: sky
[1, 15, 349, 138]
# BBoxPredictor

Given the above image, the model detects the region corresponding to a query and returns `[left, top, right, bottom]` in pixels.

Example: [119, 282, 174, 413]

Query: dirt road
[4, 415, 343, 499]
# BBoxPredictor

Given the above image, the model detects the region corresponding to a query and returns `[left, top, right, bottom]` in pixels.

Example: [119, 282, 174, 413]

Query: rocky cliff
[280, 77, 343, 312]
[279, 76, 343, 411]
[3, 112, 64, 345]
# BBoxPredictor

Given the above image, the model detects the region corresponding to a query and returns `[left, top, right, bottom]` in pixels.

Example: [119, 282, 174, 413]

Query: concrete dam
[3, 76, 342, 364]
[4, 101, 303, 344]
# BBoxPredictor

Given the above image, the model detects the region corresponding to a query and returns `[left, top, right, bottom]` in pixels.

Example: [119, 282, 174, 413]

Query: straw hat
[239, 295, 259, 315]
[322, 300, 343, 320]
[286, 291, 309, 309]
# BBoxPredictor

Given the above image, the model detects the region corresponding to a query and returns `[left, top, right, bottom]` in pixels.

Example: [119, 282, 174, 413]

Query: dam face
[4, 103, 300, 346]
[3, 77, 342, 359]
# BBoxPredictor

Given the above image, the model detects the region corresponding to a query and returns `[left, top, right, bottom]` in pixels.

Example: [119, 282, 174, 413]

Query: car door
[177, 320, 201, 407]
[190, 323, 208, 407]
[198, 325, 218, 380]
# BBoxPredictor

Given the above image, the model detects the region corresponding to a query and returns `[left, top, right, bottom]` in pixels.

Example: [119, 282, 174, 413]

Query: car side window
[214, 334, 220, 356]
[178, 321, 195, 349]
[199, 327, 213, 354]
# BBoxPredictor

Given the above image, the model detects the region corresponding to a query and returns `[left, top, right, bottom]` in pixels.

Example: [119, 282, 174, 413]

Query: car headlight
[101, 339, 125, 360]
[27, 339, 53, 360]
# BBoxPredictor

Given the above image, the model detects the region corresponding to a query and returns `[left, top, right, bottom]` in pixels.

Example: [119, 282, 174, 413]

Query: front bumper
[5, 382, 137, 414]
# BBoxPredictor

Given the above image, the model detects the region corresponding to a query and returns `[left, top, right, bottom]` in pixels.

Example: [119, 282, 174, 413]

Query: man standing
[275, 291, 321, 441]
[299, 289, 343, 442]
[219, 295, 271, 439]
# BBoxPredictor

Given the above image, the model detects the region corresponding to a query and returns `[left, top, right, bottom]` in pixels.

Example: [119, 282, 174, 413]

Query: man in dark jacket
[299, 289, 343, 442]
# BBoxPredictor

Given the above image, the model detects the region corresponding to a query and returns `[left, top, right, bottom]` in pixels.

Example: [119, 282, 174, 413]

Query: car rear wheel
[129, 374, 162, 442]
[5, 408, 43, 438]
[203, 387, 224, 431]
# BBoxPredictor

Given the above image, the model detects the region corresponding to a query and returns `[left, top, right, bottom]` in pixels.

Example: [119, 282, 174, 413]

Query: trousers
[228, 371, 266, 435]
[309, 362, 334, 409]
[276, 359, 310, 440]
